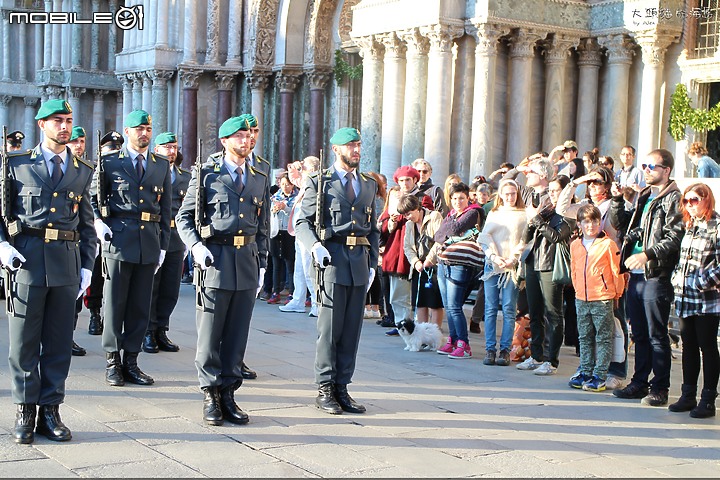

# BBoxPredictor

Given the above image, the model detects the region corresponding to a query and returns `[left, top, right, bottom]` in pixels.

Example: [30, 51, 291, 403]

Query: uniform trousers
[195, 287, 255, 389]
[101, 258, 155, 353]
[149, 248, 185, 332]
[8, 282, 76, 405]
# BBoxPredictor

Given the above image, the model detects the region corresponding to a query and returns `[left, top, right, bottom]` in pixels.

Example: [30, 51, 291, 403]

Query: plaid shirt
[672, 213, 720, 317]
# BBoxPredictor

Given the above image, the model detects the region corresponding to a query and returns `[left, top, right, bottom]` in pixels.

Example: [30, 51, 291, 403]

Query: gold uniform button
[238, 229, 243, 234]
[140, 225, 145, 230]
[50, 207, 56, 212]
[48, 223, 53, 227]
[352, 220, 356, 224]
[139, 186, 144, 190]
[140, 199, 144, 203]
[240, 198, 244, 202]
[239, 214, 244, 218]
[351, 207, 355, 211]
[45, 239, 50, 243]
[349, 246, 354, 250]
[53, 192, 58, 197]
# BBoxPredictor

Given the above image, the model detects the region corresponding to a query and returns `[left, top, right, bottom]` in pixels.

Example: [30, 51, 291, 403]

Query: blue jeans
[437, 263, 478, 344]
[483, 265, 519, 352]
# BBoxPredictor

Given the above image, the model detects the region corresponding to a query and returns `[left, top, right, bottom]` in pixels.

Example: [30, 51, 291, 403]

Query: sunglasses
[588, 179, 606, 186]
[682, 197, 702, 206]
[641, 163, 668, 171]
[417, 169, 429, 173]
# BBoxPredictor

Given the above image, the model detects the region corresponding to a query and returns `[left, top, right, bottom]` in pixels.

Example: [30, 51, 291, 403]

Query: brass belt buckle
[233, 236, 246, 247]
[45, 228, 59, 241]
[346, 236, 357, 246]
[141, 212, 151, 221]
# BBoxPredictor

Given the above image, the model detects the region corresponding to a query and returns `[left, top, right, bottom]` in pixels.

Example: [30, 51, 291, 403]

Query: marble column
[506, 28, 543, 163]
[378, 33, 407, 179]
[119, 74, 133, 120]
[206, 0, 221, 66]
[275, 71, 302, 169]
[420, 23, 464, 182]
[215, 73, 237, 151]
[226, 0, 243, 68]
[180, 69, 202, 167]
[51, 0, 62, 68]
[18, 21, 27, 81]
[142, 73, 153, 113]
[598, 34, 634, 155]
[399, 28, 429, 166]
[131, 73, 143, 111]
[35, 24, 44, 75]
[183, 1, 198, 64]
[468, 23, 505, 176]
[575, 38, 602, 154]
[246, 72, 271, 157]
[156, 0, 169, 48]
[92, 90, 108, 152]
[0, 96, 11, 132]
[151, 70, 174, 134]
[306, 69, 332, 158]
[2, 12, 10, 80]
[542, 34, 577, 151]
[115, 92, 123, 130]
[71, 0, 83, 68]
[43, 0, 52, 69]
[90, 0, 101, 69]
[67, 87, 85, 118]
[107, 0, 118, 70]
[356, 35, 384, 173]
[635, 33, 676, 157]
[23, 98, 39, 147]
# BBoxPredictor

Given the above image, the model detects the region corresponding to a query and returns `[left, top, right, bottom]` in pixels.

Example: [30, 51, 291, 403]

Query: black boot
[690, 388, 717, 418]
[71, 340, 87, 357]
[142, 330, 159, 354]
[88, 308, 103, 335]
[219, 383, 249, 425]
[36, 405, 72, 442]
[105, 352, 125, 386]
[241, 362, 257, 380]
[156, 329, 179, 352]
[668, 384, 697, 412]
[333, 384, 366, 414]
[14, 404, 36, 444]
[315, 382, 342, 414]
[201, 387, 224, 426]
[122, 352, 154, 385]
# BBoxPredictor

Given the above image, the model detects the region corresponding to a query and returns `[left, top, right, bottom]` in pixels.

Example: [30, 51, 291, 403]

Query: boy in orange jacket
[568, 205, 624, 392]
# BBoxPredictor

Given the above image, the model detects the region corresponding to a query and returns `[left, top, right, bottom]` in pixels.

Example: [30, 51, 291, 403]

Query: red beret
[393, 165, 420, 183]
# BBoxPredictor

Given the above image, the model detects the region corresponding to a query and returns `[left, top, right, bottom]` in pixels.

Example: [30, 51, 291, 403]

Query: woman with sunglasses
[669, 183, 719, 418]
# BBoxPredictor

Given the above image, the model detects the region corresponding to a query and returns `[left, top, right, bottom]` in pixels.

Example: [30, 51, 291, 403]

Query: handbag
[270, 212, 280, 238]
[437, 238, 486, 269]
[552, 241, 571, 284]
[612, 316, 626, 363]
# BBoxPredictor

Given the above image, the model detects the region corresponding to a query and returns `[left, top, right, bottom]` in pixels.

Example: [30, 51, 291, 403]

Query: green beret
[218, 116, 251, 138]
[155, 132, 177, 145]
[125, 110, 152, 128]
[238, 113, 258, 128]
[69, 126, 86, 141]
[330, 127, 361, 145]
[34, 99, 72, 120]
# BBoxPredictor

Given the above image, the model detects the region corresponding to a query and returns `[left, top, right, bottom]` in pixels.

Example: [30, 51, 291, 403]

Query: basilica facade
[0, 0, 717, 181]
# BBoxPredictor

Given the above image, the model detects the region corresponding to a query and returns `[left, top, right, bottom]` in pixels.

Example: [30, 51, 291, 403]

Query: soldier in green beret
[0, 99, 97, 443]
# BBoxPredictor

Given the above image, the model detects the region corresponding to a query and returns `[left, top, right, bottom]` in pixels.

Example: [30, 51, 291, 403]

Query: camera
[625, 227, 643, 245]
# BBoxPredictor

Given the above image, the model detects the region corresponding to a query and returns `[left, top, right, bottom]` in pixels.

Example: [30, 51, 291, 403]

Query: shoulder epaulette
[360, 172, 375, 182]
[6, 150, 28, 158]
[176, 165, 187, 175]
[209, 151, 223, 160]
[152, 152, 169, 162]
[256, 155, 271, 165]
[75, 155, 93, 169]
[249, 165, 267, 177]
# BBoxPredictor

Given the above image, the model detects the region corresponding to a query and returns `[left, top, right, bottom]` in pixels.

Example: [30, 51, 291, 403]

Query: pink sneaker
[436, 338, 455, 354]
[448, 340, 472, 359]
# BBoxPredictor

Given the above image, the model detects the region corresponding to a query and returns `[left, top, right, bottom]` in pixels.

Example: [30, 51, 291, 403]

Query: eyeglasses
[682, 197, 702, 206]
[641, 163, 668, 171]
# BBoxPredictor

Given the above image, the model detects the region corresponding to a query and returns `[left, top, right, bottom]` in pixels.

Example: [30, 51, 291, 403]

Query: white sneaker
[534, 362, 557, 376]
[517, 357, 543, 370]
[309, 306, 318, 317]
[605, 375, 625, 390]
[279, 302, 305, 313]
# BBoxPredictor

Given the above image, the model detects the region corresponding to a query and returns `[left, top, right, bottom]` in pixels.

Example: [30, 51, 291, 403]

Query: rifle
[1, 125, 20, 313]
[315, 148, 329, 267]
[95, 130, 111, 241]
[194, 139, 212, 267]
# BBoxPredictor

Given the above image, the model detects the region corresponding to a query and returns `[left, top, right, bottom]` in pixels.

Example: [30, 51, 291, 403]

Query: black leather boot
[316, 382, 342, 415]
[156, 329, 179, 352]
[106, 352, 125, 386]
[201, 387, 224, 426]
[333, 384, 366, 413]
[241, 362, 257, 379]
[71, 340, 87, 357]
[122, 352, 154, 385]
[88, 308, 103, 335]
[142, 330, 159, 354]
[668, 384, 697, 412]
[14, 404, 36, 444]
[219, 383, 249, 425]
[690, 389, 717, 418]
[36, 405, 72, 442]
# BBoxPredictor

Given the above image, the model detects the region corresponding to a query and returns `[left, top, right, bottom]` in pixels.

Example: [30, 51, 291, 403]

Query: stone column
[151, 70, 174, 134]
[356, 35, 384, 173]
[306, 69, 332, 158]
[2, 12, 10, 80]
[131, 73, 143, 110]
[506, 28, 543, 163]
[156, 0, 169, 47]
[183, 1, 198, 64]
[23, 98, 39, 147]
[115, 92, 123, 130]
[180, 69, 202, 167]
[18, 21, 27, 81]
[35, 23, 44, 75]
[43, 0, 52, 69]
[275, 71, 302, 169]
[107, 0, 118, 70]
[598, 34, 634, 155]
[575, 38, 602, 154]
[215, 73, 237, 151]
[0, 96, 11, 133]
[635, 32, 676, 157]
[468, 23, 505, 176]
[378, 32, 407, 179]
[246, 72, 271, 157]
[119, 74, 133, 120]
[92, 90, 108, 152]
[398, 28, 429, 166]
[420, 23, 464, 181]
[51, 0, 62, 69]
[71, 0, 83, 68]
[90, 0, 100, 69]
[206, 0, 221, 66]
[542, 34, 577, 151]
[226, 0, 243, 68]
[67, 87, 85, 118]
[142, 73, 153, 113]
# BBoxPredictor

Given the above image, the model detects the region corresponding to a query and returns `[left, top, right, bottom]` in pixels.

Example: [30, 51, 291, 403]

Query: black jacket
[523, 208, 573, 272]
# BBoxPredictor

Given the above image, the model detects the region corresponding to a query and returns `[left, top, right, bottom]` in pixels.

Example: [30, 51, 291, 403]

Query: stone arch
[249, 0, 280, 70]
[275, 0, 312, 66]
[304, 0, 338, 68]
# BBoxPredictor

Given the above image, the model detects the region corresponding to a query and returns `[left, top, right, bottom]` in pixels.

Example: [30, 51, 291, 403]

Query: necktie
[346, 172, 356, 203]
[234, 167, 244, 193]
[136, 154, 145, 180]
[51, 155, 64, 187]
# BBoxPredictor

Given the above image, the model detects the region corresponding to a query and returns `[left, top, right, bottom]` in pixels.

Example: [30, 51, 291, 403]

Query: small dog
[396, 319, 443, 352]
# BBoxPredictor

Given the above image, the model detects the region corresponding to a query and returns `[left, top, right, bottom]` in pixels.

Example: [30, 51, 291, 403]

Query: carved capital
[23, 97, 39, 108]
[151, 70, 174, 87]
[215, 72, 237, 91]
[398, 28, 430, 57]
[44, 86, 64, 98]
[93, 90, 109, 101]
[543, 34, 578, 65]
[0, 95, 12, 107]
[275, 71, 302, 93]
[67, 87, 86, 98]
[355, 35, 384, 60]
[305, 69, 332, 90]
[467, 23, 507, 57]
[576, 38, 603, 67]
[246, 72, 271, 91]
[141, 72, 153, 89]
[378, 32, 406, 59]
[599, 34, 635, 65]
[508, 29, 544, 59]
[117, 74, 133, 89]
[179, 69, 202, 89]
[419, 24, 464, 53]
[635, 33, 676, 66]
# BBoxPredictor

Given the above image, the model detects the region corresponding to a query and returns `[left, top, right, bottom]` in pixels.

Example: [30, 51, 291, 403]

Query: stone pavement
[0, 284, 719, 478]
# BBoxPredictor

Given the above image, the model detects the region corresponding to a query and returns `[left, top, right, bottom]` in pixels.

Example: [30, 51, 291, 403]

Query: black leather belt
[115, 211, 161, 222]
[206, 234, 256, 247]
[326, 235, 370, 246]
[21, 225, 79, 242]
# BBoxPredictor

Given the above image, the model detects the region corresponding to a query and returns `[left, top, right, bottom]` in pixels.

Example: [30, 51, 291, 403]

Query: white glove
[0, 241, 26, 271]
[311, 242, 331, 268]
[155, 249, 166, 274]
[367, 267, 375, 293]
[94, 219, 113, 246]
[257, 267, 266, 296]
[191, 242, 213, 270]
[77, 268, 92, 299]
